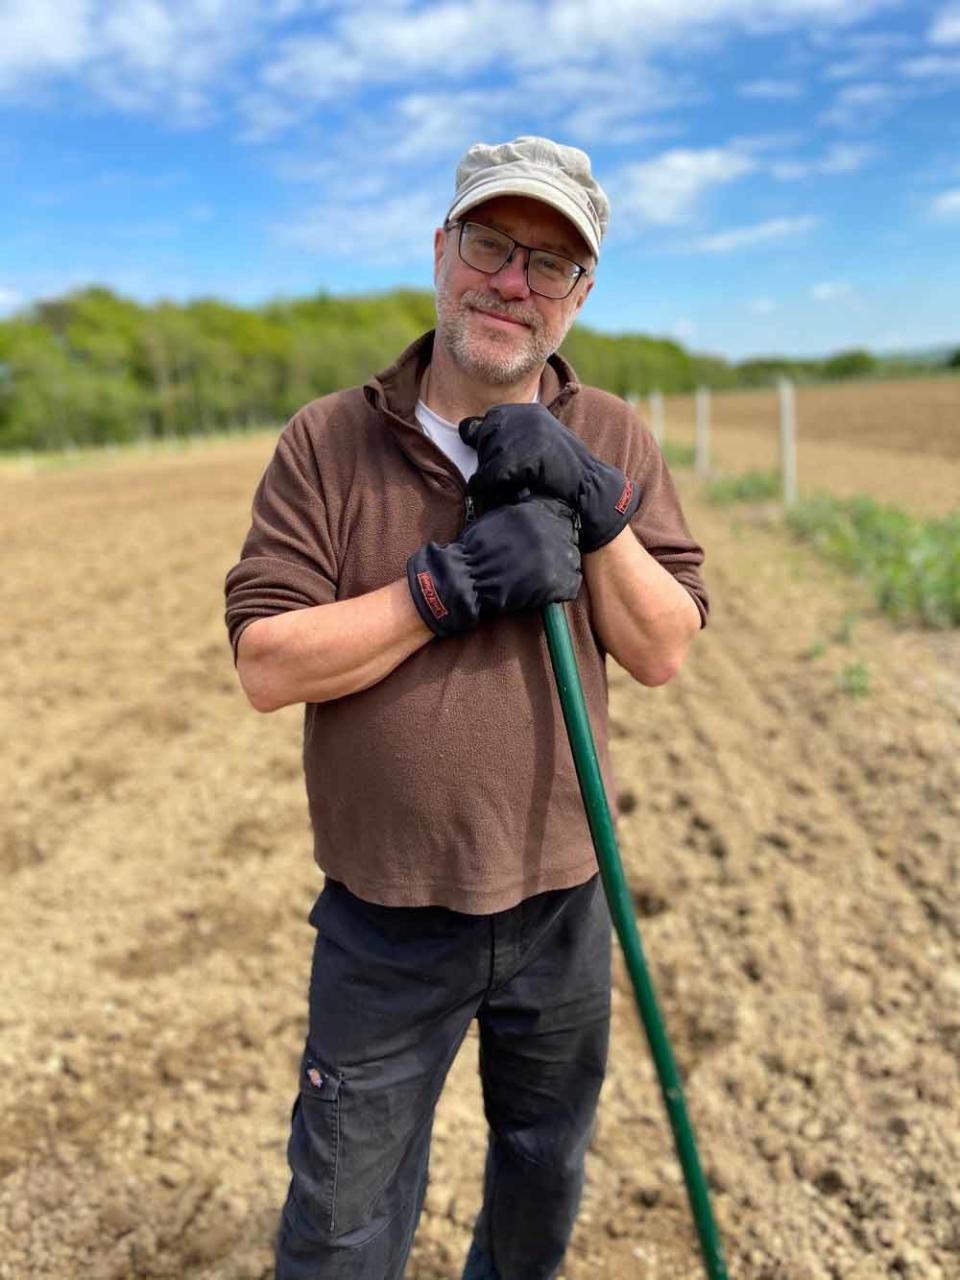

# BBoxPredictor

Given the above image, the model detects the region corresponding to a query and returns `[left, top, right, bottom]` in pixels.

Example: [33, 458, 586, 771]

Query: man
[225, 136, 708, 1280]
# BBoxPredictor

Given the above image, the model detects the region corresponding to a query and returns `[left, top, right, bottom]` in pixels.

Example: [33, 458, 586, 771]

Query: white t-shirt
[415, 398, 478, 481]
[415, 392, 540, 482]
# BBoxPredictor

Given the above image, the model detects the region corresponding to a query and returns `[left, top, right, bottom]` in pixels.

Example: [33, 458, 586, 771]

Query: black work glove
[460, 403, 641, 552]
[407, 496, 582, 638]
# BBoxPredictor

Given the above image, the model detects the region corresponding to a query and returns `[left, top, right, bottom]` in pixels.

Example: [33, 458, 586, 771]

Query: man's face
[433, 194, 595, 386]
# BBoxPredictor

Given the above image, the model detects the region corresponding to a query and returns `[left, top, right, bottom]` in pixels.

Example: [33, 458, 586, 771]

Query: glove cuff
[406, 541, 478, 637]
[579, 462, 642, 552]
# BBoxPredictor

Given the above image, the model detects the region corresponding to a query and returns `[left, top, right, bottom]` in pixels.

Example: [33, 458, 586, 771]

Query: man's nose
[490, 247, 532, 299]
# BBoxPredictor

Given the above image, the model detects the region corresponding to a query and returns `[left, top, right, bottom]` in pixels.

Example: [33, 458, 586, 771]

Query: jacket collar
[363, 329, 582, 425]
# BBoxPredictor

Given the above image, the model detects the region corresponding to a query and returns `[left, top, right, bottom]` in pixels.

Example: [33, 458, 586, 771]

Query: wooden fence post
[778, 378, 797, 506]
[649, 389, 665, 444]
[695, 386, 710, 476]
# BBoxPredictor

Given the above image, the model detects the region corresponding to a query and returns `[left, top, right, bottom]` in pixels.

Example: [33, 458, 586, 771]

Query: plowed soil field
[661, 377, 960, 515]
[2, 419, 958, 1280]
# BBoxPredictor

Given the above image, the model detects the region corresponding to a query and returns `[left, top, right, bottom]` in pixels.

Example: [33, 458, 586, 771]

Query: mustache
[462, 291, 542, 330]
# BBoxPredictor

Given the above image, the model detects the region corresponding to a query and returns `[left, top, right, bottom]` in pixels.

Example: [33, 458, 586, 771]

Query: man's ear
[572, 275, 595, 315]
[433, 227, 446, 283]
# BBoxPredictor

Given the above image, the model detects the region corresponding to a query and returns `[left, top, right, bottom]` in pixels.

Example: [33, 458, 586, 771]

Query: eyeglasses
[447, 219, 590, 300]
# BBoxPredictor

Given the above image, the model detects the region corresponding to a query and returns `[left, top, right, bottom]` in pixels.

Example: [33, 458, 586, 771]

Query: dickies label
[417, 571, 449, 620]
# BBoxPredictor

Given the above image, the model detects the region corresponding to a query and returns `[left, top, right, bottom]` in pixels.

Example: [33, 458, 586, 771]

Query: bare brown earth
[1, 418, 958, 1280]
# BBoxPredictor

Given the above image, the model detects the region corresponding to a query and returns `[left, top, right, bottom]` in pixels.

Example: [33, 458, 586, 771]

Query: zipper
[464, 495, 476, 524]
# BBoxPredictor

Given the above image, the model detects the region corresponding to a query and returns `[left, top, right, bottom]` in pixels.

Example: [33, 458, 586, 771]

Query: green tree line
[1, 286, 956, 452]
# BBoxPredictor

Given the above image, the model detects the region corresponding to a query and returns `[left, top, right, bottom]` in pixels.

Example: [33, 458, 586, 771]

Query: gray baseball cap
[445, 136, 610, 260]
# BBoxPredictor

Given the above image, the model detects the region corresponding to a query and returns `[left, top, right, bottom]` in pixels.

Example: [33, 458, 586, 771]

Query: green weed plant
[705, 469, 781, 504]
[660, 441, 696, 469]
[786, 494, 960, 629]
[838, 660, 871, 698]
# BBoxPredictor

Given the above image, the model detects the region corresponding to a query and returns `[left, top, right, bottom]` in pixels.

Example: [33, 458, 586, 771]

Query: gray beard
[435, 289, 561, 386]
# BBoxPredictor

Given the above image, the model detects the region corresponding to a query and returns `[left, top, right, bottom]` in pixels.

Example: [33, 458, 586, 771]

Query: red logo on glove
[417, 571, 449, 619]
[615, 479, 635, 514]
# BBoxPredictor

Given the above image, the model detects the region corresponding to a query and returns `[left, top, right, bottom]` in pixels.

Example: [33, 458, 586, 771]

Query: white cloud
[821, 30, 910, 81]
[0, 0, 93, 90]
[542, 0, 892, 47]
[517, 62, 699, 145]
[729, 130, 808, 154]
[339, 0, 524, 75]
[929, 4, 960, 45]
[0, 286, 24, 315]
[691, 215, 818, 253]
[900, 53, 960, 79]
[825, 57, 876, 81]
[383, 90, 520, 165]
[819, 80, 897, 128]
[771, 141, 876, 180]
[846, 31, 912, 52]
[561, 109, 683, 147]
[236, 94, 305, 144]
[266, 85, 520, 235]
[0, 0, 306, 123]
[821, 142, 878, 173]
[274, 157, 390, 195]
[0, 0, 902, 135]
[89, 0, 286, 124]
[274, 189, 441, 264]
[810, 280, 853, 301]
[612, 147, 755, 227]
[258, 36, 367, 95]
[738, 79, 803, 99]
[246, 6, 672, 141]
[930, 188, 960, 218]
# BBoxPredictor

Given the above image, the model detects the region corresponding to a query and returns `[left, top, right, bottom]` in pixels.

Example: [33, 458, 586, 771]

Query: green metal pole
[542, 600, 729, 1280]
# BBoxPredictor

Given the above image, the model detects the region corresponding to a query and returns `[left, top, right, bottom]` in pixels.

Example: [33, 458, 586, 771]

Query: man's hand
[460, 403, 641, 552]
[407, 496, 582, 638]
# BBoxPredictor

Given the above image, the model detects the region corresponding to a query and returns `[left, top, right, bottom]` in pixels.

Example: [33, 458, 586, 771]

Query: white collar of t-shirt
[415, 390, 540, 482]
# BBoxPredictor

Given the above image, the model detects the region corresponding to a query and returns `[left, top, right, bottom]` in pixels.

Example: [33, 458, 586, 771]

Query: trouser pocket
[287, 1047, 342, 1236]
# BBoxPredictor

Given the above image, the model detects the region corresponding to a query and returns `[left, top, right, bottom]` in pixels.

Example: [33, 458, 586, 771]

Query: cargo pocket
[288, 1047, 343, 1237]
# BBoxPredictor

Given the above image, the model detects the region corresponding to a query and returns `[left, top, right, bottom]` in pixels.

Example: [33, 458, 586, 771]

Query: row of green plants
[785, 495, 960, 631]
[694, 463, 960, 630]
[3, 285, 956, 453]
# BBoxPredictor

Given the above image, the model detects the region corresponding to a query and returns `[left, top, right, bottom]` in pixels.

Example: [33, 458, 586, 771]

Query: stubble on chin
[435, 288, 561, 386]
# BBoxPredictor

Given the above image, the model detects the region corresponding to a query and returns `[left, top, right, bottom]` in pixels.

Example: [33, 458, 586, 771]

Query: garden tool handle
[541, 600, 729, 1280]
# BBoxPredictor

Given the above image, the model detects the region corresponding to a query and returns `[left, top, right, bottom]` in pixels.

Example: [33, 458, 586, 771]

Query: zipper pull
[465, 495, 476, 524]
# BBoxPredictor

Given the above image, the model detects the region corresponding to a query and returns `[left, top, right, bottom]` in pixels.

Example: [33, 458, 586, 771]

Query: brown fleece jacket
[224, 331, 708, 913]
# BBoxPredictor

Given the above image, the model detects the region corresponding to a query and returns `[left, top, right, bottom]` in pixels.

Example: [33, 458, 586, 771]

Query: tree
[821, 349, 877, 381]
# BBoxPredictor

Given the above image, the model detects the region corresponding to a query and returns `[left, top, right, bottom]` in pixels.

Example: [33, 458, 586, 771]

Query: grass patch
[660, 440, 696, 469]
[705, 469, 781, 504]
[0, 424, 280, 475]
[787, 494, 960, 629]
[800, 640, 828, 661]
[838, 660, 871, 698]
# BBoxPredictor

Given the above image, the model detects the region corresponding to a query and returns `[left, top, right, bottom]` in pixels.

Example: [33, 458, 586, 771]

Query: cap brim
[446, 176, 600, 260]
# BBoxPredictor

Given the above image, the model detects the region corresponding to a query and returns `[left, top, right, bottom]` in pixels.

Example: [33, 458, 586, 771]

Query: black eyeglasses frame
[445, 219, 591, 300]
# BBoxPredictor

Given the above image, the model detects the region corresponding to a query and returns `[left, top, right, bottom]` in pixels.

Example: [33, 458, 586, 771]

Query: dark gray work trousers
[274, 873, 612, 1280]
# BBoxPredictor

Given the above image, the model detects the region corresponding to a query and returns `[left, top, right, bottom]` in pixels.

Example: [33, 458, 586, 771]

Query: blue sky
[2, 0, 959, 359]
